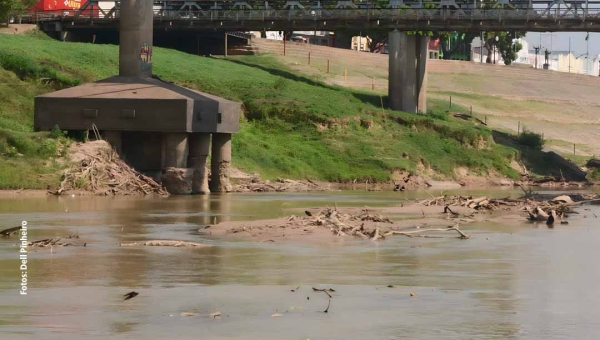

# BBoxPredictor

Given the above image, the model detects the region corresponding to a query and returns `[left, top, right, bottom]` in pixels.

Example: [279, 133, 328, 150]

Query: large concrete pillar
[416, 35, 429, 113]
[163, 133, 188, 168]
[210, 133, 233, 193]
[102, 130, 122, 154]
[119, 0, 153, 78]
[161, 133, 192, 194]
[388, 31, 428, 114]
[188, 133, 211, 194]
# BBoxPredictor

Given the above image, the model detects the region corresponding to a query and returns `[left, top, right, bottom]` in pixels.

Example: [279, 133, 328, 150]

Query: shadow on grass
[225, 58, 335, 90]
[225, 58, 397, 109]
[491, 130, 586, 180]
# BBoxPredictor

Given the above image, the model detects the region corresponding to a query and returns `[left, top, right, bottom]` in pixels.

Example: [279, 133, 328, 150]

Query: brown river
[1, 189, 599, 339]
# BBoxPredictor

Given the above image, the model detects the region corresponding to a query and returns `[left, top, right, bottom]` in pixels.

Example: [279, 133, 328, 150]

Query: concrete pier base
[102, 130, 122, 154]
[210, 133, 233, 193]
[388, 30, 429, 113]
[161, 133, 190, 194]
[188, 133, 211, 194]
[163, 133, 189, 168]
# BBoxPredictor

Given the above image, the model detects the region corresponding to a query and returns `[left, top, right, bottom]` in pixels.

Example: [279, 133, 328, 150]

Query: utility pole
[480, 31, 484, 63]
[359, 31, 362, 51]
[538, 33, 542, 68]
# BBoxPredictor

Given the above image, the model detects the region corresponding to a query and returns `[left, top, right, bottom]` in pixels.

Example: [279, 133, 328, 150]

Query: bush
[49, 125, 63, 138]
[0, 50, 79, 87]
[38, 139, 57, 157]
[518, 130, 544, 150]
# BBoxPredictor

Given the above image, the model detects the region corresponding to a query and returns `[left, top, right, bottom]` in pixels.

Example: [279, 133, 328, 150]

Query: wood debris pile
[420, 191, 600, 224]
[274, 208, 469, 240]
[119, 240, 211, 247]
[233, 177, 327, 193]
[51, 143, 168, 196]
[29, 235, 86, 247]
[420, 195, 520, 211]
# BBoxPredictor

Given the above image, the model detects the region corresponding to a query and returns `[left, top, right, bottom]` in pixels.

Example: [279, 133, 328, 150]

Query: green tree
[0, 0, 18, 25]
[434, 32, 477, 60]
[483, 31, 525, 65]
[14, 0, 37, 23]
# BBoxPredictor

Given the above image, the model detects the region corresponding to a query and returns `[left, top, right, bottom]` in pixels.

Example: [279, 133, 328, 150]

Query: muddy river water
[1, 189, 599, 339]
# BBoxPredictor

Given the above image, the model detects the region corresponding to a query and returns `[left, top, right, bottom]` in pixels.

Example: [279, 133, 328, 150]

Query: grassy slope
[0, 32, 522, 188]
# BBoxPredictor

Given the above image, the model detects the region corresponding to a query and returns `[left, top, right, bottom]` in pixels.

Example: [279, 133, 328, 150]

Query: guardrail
[22, 8, 600, 22]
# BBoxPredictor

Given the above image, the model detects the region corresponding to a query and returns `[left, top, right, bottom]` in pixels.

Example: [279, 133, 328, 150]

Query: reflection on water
[0, 189, 599, 339]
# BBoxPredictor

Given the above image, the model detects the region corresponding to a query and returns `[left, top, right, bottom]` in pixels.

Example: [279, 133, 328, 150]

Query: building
[292, 31, 335, 46]
[528, 49, 599, 76]
[351, 35, 371, 52]
[373, 38, 439, 59]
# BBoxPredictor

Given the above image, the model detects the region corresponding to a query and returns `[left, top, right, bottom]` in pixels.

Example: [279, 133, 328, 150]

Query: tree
[14, 0, 37, 23]
[434, 32, 477, 60]
[0, 0, 18, 25]
[483, 31, 525, 65]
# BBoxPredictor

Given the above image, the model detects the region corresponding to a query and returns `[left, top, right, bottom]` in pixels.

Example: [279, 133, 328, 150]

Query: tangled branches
[51, 142, 168, 196]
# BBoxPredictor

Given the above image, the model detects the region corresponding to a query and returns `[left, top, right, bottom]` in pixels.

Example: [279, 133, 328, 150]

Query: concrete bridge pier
[210, 133, 233, 193]
[388, 30, 429, 113]
[188, 133, 211, 194]
[163, 133, 189, 168]
[102, 130, 122, 154]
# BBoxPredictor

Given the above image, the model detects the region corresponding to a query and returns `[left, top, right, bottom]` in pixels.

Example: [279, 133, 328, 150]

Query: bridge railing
[23, 8, 600, 23]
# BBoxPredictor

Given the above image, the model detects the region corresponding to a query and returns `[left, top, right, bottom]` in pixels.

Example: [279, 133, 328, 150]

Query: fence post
[344, 68, 347, 82]
[283, 37, 286, 56]
[449, 95, 452, 108]
[308, 52, 311, 65]
[371, 77, 374, 90]
[518, 121, 520, 136]
[327, 59, 330, 74]
[574, 143, 576, 155]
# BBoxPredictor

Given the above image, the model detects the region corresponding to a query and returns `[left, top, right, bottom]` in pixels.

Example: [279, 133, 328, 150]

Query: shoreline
[200, 192, 599, 244]
[0, 178, 595, 199]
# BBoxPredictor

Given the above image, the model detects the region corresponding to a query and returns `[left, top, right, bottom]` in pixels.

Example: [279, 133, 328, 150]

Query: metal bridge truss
[25, 0, 600, 31]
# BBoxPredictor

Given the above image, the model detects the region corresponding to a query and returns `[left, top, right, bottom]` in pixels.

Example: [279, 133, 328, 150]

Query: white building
[471, 37, 529, 65]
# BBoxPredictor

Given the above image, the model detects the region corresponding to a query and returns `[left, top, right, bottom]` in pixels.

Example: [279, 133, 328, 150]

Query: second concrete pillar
[161, 133, 192, 195]
[388, 30, 428, 113]
[210, 133, 232, 193]
[188, 133, 211, 194]
[163, 133, 189, 168]
[103, 130, 122, 155]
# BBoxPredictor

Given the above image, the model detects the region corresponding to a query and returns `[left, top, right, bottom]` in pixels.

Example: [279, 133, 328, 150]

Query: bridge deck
[23, 0, 600, 32]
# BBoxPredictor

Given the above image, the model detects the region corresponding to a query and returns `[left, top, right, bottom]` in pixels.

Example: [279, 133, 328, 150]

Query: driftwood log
[0, 226, 21, 236]
[119, 240, 212, 247]
[384, 226, 470, 239]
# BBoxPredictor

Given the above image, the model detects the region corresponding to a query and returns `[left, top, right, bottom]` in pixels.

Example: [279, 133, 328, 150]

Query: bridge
[29, 0, 600, 32]
[28, 1, 600, 194]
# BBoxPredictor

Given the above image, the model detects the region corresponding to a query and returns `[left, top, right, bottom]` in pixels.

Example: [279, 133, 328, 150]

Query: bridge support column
[161, 133, 191, 194]
[102, 130, 122, 155]
[163, 133, 189, 168]
[388, 30, 428, 113]
[416, 35, 429, 113]
[210, 133, 232, 193]
[188, 133, 211, 194]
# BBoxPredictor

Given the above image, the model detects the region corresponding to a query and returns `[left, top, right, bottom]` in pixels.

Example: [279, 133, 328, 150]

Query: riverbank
[0, 32, 576, 191]
[201, 192, 599, 244]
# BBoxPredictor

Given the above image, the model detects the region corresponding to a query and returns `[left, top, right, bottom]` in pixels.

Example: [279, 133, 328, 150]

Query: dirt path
[0, 24, 37, 35]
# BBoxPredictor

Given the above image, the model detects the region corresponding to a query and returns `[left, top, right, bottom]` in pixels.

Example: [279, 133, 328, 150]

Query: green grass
[0, 32, 525, 186]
